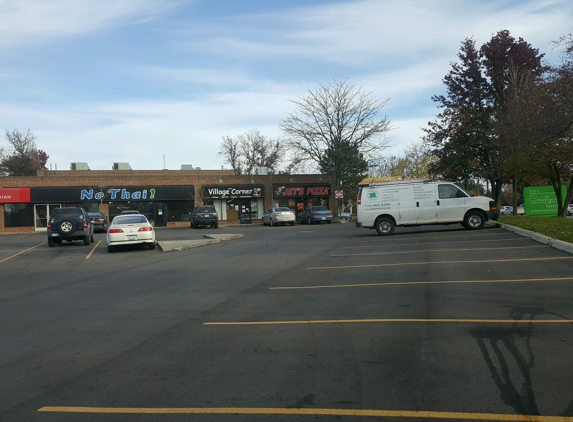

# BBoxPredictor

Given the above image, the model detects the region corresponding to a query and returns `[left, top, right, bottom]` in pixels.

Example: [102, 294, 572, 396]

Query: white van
[355, 179, 497, 235]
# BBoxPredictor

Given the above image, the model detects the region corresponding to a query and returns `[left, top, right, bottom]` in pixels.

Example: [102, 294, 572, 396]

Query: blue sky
[1, 0, 572, 171]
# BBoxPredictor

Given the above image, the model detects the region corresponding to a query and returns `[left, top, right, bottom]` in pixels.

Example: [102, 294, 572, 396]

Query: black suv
[47, 207, 95, 247]
[190, 206, 218, 229]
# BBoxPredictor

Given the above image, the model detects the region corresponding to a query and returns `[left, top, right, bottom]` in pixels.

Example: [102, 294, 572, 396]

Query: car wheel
[270, 219, 274, 227]
[307, 218, 311, 225]
[90, 233, 94, 243]
[60, 220, 74, 234]
[290, 222, 295, 226]
[214, 222, 218, 228]
[83, 236, 90, 245]
[107, 245, 114, 253]
[327, 220, 332, 224]
[464, 210, 485, 230]
[48, 239, 55, 247]
[375, 217, 395, 236]
[149, 242, 156, 250]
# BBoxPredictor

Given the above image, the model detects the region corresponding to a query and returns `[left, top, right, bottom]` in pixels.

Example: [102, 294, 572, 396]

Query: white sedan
[107, 214, 156, 253]
[262, 207, 296, 226]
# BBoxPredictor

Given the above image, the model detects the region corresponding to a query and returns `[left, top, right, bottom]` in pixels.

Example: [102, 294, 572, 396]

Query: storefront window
[168, 201, 194, 222]
[4, 204, 34, 227]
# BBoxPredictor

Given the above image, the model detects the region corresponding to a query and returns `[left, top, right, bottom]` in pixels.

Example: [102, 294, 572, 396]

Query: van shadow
[468, 306, 573, 416]
[359, 224, 499, 238]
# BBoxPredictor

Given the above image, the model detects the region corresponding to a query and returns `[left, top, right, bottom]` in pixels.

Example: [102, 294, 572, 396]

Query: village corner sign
[203, 185, 265, 199]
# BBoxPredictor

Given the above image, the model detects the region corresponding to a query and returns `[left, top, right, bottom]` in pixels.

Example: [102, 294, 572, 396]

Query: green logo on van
[369, 191, 378, 199]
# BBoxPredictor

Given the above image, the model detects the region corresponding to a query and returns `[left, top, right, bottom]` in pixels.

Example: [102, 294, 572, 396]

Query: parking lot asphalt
[2, 221, 573, 421]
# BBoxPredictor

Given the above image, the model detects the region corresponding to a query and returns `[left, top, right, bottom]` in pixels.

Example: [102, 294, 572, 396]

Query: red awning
[0, 188, 31, 203]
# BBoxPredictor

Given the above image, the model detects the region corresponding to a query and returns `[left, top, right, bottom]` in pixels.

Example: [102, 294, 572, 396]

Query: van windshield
[454, 184, 473, 197]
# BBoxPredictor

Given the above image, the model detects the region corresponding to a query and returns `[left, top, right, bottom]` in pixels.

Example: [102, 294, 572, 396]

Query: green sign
[523, 186, 566, 217]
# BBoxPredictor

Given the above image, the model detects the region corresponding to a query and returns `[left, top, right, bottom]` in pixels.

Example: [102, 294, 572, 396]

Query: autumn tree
[424, 30, 544, 208]
[218, 129, 282, 175]
[498, 35, 573, 216]
[0, 129, 49, 176]
[280, 79, 392, 216]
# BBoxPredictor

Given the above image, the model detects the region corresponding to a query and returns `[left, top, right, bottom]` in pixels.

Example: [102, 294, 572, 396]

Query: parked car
[338, 212, 352, 220]
[181, 213, 192, 221]
[107, 214, 155, 253]
[517, 204, 525, 215]
[262, 207, 296, 226]
[299, 205, 334, 224]
[88, 212, 109, 232]
[47, 207, 94, 247]
[120, 210, 140, 215]
[190, 206, 218, 229]
[568, 204, 573, 216]
[500, 206, 513, 215]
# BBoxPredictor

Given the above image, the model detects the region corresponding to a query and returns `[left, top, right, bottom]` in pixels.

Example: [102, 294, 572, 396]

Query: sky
[1, 0, 572, 171]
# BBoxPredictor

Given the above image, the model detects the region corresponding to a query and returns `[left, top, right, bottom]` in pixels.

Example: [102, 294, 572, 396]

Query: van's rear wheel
[464, 211, 485, 230]
[375, 217, 395, 236]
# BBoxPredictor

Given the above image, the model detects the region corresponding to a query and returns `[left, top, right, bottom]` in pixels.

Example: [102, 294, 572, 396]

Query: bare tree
[218, 135, 243, 175]
[0, 129, 49, 176]
[218, 129, 282, 175]
[280, 79, 393, 215]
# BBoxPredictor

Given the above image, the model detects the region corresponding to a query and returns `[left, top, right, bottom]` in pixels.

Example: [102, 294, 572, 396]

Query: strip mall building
[0, 169, 334, 233]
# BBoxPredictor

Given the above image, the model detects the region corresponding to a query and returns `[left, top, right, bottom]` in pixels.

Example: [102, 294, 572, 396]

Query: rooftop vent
[113, 162, 132, 170]
[70, 162, 90, 171]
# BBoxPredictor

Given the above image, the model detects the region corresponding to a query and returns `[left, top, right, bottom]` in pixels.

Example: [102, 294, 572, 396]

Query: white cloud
[0, 0, 181, 48]
[178, 0, 571, 66]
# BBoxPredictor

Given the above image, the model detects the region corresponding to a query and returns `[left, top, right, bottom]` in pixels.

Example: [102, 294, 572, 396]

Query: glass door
[35, 204, 61, 231]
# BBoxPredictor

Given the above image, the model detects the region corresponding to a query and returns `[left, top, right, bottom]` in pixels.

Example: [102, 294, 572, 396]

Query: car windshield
[89, 213, 104, 218]
[113, 215, 148, 225]
[197, 207, 215, 213]
[276, 208, 291, 212]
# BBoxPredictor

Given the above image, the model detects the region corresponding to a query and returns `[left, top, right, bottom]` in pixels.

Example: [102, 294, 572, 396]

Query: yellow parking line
[308, 257, 573, 270]
[204, 318, 573, 326]
[332, 245, 545, 257]
[0, 243, 44, 264]
[36, 406, 573, 420]
[270, 277, 573, 290]
[85, 240, 101, 260]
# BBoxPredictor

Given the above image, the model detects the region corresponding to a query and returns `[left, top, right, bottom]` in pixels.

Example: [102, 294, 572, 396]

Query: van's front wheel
[375, 217, 395, 236]
[464, 211, 485, 230]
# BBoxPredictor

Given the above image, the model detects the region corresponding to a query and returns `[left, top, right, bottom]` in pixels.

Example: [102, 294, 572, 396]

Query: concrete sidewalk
[157, 233, 243, 252]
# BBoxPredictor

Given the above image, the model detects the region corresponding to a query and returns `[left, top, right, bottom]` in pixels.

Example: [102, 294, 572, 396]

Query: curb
[492, 222, 573, 255]
[157, 233, 243, 252]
